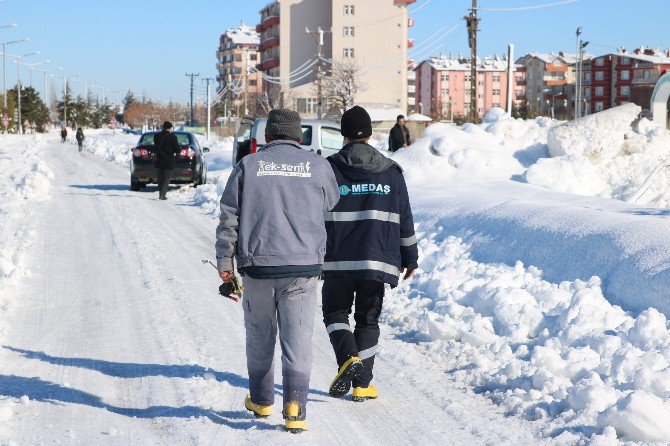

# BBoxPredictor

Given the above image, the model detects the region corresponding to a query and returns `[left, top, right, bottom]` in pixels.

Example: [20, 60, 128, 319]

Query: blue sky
[1, 0, 668, 103]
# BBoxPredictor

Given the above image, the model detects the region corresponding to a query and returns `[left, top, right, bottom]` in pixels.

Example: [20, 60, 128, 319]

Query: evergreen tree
[122, 90, 136, 111]
[7, 85, 49, 132]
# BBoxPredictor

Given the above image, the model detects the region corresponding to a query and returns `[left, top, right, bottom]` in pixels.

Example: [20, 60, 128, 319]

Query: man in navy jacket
[323, 106, 418, 401]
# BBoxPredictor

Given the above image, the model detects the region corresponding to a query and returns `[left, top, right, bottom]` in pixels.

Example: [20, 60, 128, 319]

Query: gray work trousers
[242, 276, 318, 420]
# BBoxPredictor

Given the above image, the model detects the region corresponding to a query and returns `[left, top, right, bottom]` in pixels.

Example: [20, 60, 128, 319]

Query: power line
[476, 0, 578, 11]
[185, 72, 199, 126]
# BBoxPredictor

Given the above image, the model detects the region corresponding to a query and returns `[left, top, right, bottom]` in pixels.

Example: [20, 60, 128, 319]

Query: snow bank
[393, 116, 553, 186]
[192, 137, 234, 216]
[82, 130, 136, 166]
[385, 230, 670, 443]
[0, 135, 54, 332]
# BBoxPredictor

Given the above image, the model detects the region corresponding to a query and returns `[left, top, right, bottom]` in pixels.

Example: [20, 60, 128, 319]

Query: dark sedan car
[130, 131, 209, 191]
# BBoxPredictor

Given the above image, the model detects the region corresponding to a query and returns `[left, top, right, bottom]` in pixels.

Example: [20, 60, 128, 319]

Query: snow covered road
[0, 136, 541, 445]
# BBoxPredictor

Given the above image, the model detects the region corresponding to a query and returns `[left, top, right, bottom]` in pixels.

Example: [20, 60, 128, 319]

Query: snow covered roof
[421, 54, 511, 72]
[366, 107, 405, 122]
[407, 113, 432, 122]
[223, 25, 259, 46]
[521, 52, 579, 65]
[612, 47, 670, 64]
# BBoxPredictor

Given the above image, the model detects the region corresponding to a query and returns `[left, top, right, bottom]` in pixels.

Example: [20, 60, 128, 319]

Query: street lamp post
[13, 51, 40, 134]
[551, 93, 562, 119]
[0, 36, 28, 108]
[575, 27, 582, 119]
[35, 66, 62, 105]
[51, 73, 78, 127]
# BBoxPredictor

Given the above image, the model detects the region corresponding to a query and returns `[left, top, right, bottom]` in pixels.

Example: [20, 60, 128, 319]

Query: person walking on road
[322, 106, 418, 402]
[215, 109, 340, 434]
[388, 114, 411, 152]
[60, 126, 68, 143]
[153, 121, 180, 200]
[76, 127, 85, 152]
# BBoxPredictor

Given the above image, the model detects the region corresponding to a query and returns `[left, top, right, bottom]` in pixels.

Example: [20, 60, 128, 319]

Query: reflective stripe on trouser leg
[352, 280, 385, 388]
[242, 276, 278, 407]
[322, 280, 359, 369]
[276, 276, 318, 420]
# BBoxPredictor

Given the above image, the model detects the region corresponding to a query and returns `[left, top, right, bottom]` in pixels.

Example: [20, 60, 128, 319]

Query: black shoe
[159, 196, 167, 200]
[329, 356, 363, 398]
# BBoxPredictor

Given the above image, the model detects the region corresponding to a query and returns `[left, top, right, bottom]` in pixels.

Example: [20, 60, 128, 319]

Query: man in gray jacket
[215, 109, 340, 433]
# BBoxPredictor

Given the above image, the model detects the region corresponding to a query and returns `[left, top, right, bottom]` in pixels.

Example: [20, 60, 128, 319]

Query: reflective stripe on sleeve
[400, 234, 417, 247]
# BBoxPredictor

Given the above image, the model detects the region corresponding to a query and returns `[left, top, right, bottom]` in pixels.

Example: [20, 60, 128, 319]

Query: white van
[233, 117, 343, 164]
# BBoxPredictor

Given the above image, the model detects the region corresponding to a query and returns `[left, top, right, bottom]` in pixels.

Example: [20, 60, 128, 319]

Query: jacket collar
[259, 139, 302, 152]
[329, 141, 400, 173]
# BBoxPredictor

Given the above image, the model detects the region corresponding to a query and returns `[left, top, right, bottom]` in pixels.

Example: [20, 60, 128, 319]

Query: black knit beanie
[340, 106, 372, 139]
[163, 121, 173, 130]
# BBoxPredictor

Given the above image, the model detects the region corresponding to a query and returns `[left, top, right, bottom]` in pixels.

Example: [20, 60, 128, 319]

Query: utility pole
[465, 0, 479, 122]
[185, 72, 199, 127]
[202, 77, 214, 140]
[506, 44, 514, 115]
[575, 27, 582, 119]
[306, 26, 331, 119]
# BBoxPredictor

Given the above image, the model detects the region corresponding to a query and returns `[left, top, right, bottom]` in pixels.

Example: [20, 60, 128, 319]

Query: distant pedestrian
[153, 121, 181, 200]
[388, 115, 411, 152]
[76, 127, 85, 151]
[60, 126, 68, 143]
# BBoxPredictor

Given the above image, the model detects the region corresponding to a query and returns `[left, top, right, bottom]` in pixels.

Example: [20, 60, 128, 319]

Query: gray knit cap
[265, 109, 303, 140]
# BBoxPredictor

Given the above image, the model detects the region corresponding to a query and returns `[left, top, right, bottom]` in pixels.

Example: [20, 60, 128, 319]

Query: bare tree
[322, 59, 366, 117]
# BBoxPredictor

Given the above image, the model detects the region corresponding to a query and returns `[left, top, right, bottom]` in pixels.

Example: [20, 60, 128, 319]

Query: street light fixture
[0, 36, 28, 107]
[0, 23, 18, 30]
[14, 58, 49, 86]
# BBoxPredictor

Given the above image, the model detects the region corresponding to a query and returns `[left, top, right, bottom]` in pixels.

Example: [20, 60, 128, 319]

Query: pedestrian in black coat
[388, 115, 411, 152]
[60, 127, 68, 143]
[76, 127, 85, 151]
[154, 121, 181, 200]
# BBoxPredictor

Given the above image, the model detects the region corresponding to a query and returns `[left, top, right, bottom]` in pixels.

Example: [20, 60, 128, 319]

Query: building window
[343, 26, 354, 37]
[249, 54, 257, 61]
[595, 86, 604, 96]
[234, 54, 242, 62]
[343, 48, 354, 58]
[621, 57, 630, 65]
[493, 89, 500, 96]
[584, 87, 591, 99]
[537, 86, 541, 93]
[441, 88, 449, 96]
[344, 5, 354, 15]
[249, 79, 257, 86]
[515, 89, 523, 97]
[493, 75, 500, 82]
[296, 98, 318, 115]
[465, 76, 471, 82]
[595, 58, 605, 66]
[441, 74, 449, 82]
[584, 72, 591, 81]
[553, 60, 563, 67]
[621, 86, 630, 96]
[595, 102, 604, 112]
[621, 70, 629, 80]
[595, 71, 604, 81]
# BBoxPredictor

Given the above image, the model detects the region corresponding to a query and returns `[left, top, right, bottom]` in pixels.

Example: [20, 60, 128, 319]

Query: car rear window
[139, 133, 191, 146]
[252, 121, 312, 146]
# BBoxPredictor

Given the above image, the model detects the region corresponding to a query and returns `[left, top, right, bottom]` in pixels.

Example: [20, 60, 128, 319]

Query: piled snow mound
[11, 158, 54, 201]
[393, 117, 554, 185]
[527, 105, 670, 206]
[547, 103, 641, 158]
[482, 106, 509, 124]
[82, 130, 137, 167]
[192, 137, 234, 216]
[385, 228, 670, 444]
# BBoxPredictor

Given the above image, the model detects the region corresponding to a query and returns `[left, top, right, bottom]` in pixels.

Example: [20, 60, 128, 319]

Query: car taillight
[179, 147, 196, 158]
[250, 138, 257, 154]
[133, 147, 150, 157]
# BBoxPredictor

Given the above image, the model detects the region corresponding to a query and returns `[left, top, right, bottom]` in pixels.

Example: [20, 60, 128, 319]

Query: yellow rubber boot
[329, 356, 363, 398]
[284, 401, 307, 434]
[352, 385, 378, 402]
[245, 396, 272, 418]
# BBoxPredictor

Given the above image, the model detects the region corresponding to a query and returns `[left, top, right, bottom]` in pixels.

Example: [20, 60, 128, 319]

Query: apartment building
[216, 24, 261, 116]
[414, 53, 524, 119]
[515, 52, 578, 116]
[256, 0, 416, 117]
[574, 47, 670, 117]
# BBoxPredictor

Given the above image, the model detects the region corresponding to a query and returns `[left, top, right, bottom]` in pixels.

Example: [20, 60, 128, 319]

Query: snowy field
[3, 111, 670, 445]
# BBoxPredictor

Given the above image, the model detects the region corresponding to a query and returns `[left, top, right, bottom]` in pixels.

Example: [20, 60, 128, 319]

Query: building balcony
[407, 39, 414, 49]
[408, 18, 415, 27]
[257, 15, 279, 33]
[256, 57, 280, 71]
[260, 37, 280, 52]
